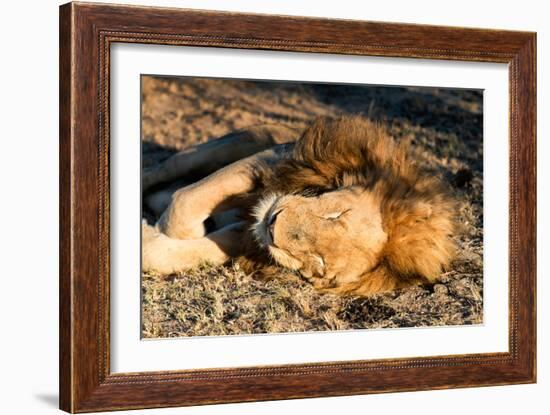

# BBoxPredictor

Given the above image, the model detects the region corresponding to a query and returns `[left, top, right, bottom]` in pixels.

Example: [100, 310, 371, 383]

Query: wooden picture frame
[59, 2, 536, 412]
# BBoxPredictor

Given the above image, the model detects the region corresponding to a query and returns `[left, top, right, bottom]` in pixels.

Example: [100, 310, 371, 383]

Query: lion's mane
[238, 116, 457, 296]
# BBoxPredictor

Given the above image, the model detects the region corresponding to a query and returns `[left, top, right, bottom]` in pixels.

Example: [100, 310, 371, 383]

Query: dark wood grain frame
[59, 2, 536, 412]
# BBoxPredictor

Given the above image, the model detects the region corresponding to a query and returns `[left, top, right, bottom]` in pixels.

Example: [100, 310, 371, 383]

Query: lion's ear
[302, 254, 325, 278]
[311, 255, 325, 276]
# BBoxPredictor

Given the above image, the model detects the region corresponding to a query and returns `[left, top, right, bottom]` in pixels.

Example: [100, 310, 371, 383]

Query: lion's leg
[143, 124, 297, 192]
[157, 146, 288, 240]
[144, 180, 193, 218]
[145, 188, 244, 224]
[144, 186, 178, 217]
[142, 221, 246, 275]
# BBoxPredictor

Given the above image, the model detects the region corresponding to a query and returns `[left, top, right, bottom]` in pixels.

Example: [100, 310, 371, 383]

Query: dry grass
[141, 76, 484, 338]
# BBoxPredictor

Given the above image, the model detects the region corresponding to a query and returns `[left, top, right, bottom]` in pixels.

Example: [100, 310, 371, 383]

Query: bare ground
[141, 75, 483, 338]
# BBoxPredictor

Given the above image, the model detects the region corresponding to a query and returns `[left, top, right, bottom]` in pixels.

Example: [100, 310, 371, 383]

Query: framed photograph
[59, 2, 536, 412]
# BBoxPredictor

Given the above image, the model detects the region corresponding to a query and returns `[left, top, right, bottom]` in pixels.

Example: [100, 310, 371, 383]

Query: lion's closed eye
[320, 209, 351, 221]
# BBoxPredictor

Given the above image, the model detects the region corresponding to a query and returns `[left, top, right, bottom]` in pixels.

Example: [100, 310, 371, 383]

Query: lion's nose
[267, 210, 280, 243]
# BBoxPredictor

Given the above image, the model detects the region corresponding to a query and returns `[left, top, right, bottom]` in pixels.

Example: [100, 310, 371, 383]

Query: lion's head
[243, 116, 457, 296]
[252, 188, 388, 290]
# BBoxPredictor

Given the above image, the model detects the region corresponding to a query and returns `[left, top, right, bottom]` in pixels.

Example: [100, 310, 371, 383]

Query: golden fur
[238, 116, 457, 296]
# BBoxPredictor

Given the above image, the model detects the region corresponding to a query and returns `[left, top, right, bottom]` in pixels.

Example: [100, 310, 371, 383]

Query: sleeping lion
[142, 116, 457, 296]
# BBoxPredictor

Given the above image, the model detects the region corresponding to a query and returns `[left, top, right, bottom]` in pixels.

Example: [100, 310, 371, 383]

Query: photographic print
[140, 76, 484, 338]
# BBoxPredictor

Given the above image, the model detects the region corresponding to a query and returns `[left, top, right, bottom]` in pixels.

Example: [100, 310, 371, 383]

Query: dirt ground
[141, 75, 483, 338]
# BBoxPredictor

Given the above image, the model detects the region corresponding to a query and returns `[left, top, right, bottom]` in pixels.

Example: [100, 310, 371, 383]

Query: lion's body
[143, 116, 457, 296]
